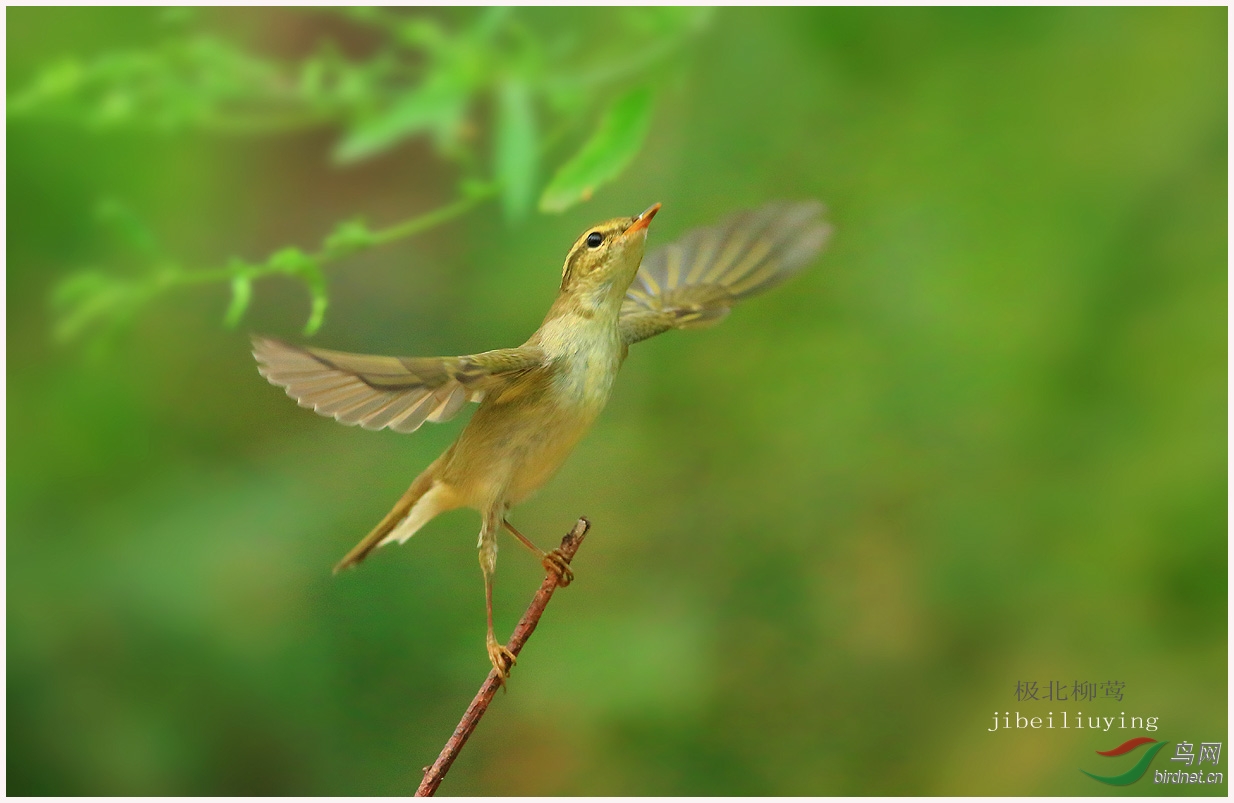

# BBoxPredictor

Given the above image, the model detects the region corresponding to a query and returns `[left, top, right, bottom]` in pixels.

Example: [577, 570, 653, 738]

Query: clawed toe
[542, 548, 574, 586]
[487, 639, 517, 685]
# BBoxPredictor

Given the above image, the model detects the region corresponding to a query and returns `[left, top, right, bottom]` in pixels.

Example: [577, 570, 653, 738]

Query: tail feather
[333, 453, 455, 573]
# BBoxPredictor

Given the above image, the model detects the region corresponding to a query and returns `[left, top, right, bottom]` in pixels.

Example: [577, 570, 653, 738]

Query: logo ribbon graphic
[1081, 738, 1168, 786]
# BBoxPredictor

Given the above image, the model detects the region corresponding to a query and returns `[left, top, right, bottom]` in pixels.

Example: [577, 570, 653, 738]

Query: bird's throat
[543, 276, 627, 326]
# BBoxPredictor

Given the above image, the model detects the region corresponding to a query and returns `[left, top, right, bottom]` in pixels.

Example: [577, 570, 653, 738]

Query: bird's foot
[487, 636, 517, 686]
[542, 548, 574, 587]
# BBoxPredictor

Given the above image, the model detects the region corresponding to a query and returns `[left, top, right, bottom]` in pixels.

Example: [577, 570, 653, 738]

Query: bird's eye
[586, 232, 603, 248]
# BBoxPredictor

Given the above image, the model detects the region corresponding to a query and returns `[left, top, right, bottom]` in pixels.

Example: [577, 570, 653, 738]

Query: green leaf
[494, 80, 538, 221]
[261, 247, 327, 334]
[223, 275, 252, 328]
[333, 76, 466, 164]
[268, 247, 315, 275]
[50, 270, 140, 342]
[323, 218, 375, 257]
[621, 7, 713, 37]
[539, 86, 654, 214]
[467, 7, 514, 44]
[301, 264, 329, 336]
[94, 198, 160, 259]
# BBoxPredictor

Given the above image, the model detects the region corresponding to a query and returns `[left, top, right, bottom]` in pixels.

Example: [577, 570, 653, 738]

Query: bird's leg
[503, 519, 574, 587]
[479, 533, 516, 685]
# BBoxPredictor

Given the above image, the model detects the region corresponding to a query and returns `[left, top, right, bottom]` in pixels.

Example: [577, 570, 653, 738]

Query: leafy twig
[24, 9, 713, 346]
[52, 185, 499, 342]
[416, 517, 591, 797]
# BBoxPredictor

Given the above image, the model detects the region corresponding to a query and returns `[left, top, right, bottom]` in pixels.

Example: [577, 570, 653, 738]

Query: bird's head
[556, 203, 661, 309]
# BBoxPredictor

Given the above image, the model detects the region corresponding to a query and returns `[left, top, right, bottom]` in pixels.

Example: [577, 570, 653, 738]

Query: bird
[252, 200, 831, 681]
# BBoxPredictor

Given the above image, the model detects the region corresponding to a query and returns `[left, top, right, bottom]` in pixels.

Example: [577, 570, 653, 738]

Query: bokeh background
[7, 7, 1227, 795]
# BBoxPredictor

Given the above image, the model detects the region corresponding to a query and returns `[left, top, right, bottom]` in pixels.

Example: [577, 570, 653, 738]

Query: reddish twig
[415, 517, 591, 797]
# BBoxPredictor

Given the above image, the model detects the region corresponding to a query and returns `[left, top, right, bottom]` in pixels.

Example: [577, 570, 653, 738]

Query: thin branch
[416, 517, 591, 797]
[171, 185, 498, 285]
[368, 191, 495, 248]
[51, 185, 499, 342]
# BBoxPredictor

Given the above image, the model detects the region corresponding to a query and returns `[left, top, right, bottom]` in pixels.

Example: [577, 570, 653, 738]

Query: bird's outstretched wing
[620, 200, 831, 346]
[253, 337, 545, 433]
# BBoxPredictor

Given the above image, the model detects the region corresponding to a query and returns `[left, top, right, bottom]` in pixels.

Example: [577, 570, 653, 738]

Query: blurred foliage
[10, 6, 709, 340]
[7, 6, 1227, 797]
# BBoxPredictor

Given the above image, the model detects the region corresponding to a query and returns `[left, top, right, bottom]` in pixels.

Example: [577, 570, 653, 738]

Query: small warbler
[254, 201, 830, 680]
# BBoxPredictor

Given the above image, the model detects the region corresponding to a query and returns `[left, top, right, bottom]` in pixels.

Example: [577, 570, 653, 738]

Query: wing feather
[253, 337, 544, 433]
[620, 200, 831, 346]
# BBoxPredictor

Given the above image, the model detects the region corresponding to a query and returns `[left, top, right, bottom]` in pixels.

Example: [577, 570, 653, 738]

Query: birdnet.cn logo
[1080, 737, 1223, 786]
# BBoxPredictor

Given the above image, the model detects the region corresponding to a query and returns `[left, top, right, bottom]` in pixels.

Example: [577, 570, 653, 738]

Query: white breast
[537, 314, 623, 410]
[494, 314, 622, 503]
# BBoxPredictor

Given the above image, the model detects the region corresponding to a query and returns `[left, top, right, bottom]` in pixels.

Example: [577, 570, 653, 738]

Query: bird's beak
[624, 203, 662, 237]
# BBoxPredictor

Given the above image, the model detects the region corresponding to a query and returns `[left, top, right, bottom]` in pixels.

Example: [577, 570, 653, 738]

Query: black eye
[586, 232, 603, 248]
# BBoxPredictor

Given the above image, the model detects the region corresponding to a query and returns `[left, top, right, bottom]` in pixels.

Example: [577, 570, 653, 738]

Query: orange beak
[624, 203, 662, 237]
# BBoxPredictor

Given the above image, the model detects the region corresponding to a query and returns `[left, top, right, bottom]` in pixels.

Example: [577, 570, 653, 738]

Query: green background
[8, 7, 1227, 795]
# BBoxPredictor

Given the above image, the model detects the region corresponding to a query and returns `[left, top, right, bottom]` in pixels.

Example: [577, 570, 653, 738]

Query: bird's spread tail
[333, 454, 456, 573]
